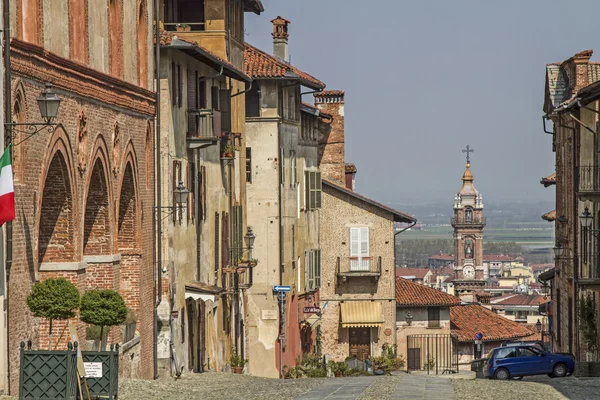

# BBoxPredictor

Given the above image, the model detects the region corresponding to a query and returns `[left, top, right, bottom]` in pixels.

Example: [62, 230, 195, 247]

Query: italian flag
[0, 146, 15, 226]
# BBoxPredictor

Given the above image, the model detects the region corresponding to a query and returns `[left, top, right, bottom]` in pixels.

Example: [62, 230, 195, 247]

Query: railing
[187, 109, 220, 138]
[580, 252, 600, 281]
[337, 256, 382, 275]
[407, 334, 458, 375]
[451, 217, 486, 226]
[578, 166, 600, 194]
[164, 22, 206, 32]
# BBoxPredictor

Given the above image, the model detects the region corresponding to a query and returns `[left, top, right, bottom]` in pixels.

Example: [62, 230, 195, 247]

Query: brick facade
[316, 91, 345, 183]
[6, 39, 155, 392]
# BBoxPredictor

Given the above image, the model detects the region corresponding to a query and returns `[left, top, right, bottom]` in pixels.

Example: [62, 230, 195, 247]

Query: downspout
[394, 221, 416, 267]
[277, 87, 284, 380]
[231, 80, 252, 98]
[154, 0, 161, 380]
[3, 0, 10, 390]
[198, 65, 224, 82]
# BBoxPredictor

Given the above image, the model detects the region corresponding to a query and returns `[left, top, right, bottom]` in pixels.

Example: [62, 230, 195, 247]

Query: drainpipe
[2, 0, 10, 390]
[394, 221, 416, 268]
[231, 80, 253, 98]
[277, 86, 284, 379]
[154, 0, 162, 380]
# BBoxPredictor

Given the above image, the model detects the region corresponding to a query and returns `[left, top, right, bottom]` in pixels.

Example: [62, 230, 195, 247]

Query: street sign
[474, 332, 483, 341]
[277, 292, 286, 301]
[474, 339, 482, 345]
[273, 285, 291, 292]
[304, 307, 321, 313]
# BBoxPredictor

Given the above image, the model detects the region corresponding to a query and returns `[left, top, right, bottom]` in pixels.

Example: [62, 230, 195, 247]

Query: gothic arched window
[465, 207, 473, 223]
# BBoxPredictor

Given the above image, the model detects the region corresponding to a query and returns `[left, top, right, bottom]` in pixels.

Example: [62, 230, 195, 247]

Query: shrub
[27, 278, 80, 349]
[372, 344, 406, 374]
[80, 289, 127, 350]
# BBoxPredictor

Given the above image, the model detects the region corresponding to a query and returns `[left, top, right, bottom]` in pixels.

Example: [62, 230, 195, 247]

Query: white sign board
[262, 310, 277, 320]
[84, 362, 103, 378]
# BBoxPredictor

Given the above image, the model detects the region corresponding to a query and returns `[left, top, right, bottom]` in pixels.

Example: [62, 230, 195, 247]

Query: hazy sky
[245, 1, 600, 204]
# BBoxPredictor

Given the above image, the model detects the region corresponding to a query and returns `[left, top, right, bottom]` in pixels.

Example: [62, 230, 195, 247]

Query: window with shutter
[304, 171, 309, 208]
[307, 251, 314, 290]
[428, 307, 440, 328]
[214, 212, 220, 275]
[350, 227, 370, 271]
[280, 147, 285, 185]
[219, 89, 231, 133]
[315, 172, 322, 208]
[222, 213, 229, 267]
[199, 78, 207, 108]
[199, 166, 206, 221]
[187, 69, 197, 135]
[171, 62, 177, 106]
[177, 64, 182, 108]
[315, 250, 321, 287]
[246, 147, 252, 183]
[211, 86, 219, 110]
[189, 162, 195, 221]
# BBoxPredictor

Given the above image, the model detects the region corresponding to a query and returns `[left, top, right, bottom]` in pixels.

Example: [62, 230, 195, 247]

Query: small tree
[80, 289, 127, 350]
[26, 278, 80, 350]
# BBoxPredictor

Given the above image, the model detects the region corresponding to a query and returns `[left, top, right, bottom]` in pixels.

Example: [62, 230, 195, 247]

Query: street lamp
[580, 207, 593, 228]
[405, 311, 413, 326]
[553, 244, 564, 258]
[244, 227, 256, 250]
[173, 181, 189, 205]
[5, 82, 62, 145]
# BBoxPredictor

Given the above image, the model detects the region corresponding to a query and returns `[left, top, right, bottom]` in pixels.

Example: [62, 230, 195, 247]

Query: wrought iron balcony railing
[578, 165, 600, 195]
[450, 217, 486, 227]
[337, 256, 382, 282]
[187, 109, 221, 138]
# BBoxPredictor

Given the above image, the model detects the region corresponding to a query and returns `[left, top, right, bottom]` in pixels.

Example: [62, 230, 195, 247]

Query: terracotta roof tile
[314, 90, 344, 97]
[429, 253, 454, 261]
[396, 268, 431, 280]
[492, 295, 549, 306]
[450, 304, 533, 342]
[542, 209, 556, 221]
[244, 43, 325, 89]
[483, 255, 515, 262]
[541, 172, 556, 187]
[396, 278, 461, 306]
[530, 263, 554, 272]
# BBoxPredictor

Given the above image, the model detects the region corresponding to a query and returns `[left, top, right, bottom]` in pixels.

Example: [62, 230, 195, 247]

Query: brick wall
[316, 91, 345, 183]
[7, 47, 155, 392]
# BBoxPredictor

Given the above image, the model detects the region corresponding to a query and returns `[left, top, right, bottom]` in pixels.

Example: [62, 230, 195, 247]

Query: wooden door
[349, 328, 370, 361]
[408, 348, 421, 371]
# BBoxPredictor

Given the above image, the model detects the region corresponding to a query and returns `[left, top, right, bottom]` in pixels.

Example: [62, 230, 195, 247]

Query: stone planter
[575, 361, 590, 377]
[82, 344, 120, 399]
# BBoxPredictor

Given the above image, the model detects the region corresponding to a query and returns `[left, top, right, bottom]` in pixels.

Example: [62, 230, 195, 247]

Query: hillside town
[0, 1, 598, 400]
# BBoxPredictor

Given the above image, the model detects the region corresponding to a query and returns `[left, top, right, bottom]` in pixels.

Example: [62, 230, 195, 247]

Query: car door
[516, 346, 548, 375]
[493, 347, 519, 375]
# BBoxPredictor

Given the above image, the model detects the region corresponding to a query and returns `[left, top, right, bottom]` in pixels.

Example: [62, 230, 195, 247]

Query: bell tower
[451, 146, 486, 301]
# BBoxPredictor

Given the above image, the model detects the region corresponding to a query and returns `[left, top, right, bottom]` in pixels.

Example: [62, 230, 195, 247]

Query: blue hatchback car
[483, 345, 575, 380]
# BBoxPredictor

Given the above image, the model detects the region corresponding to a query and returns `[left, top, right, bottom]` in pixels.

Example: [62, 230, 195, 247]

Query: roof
[450, 304, 534, 342]
[314, 90, 345, 97]
[492, 295, 550, 307]
[243, 0, 264, 14]
[322, 179, 416, 223]
[244, 43, 325, 90]
[483, 255, 514, 262]
[300, 101, 332, 119]
[159, 32, 251, 82]
[396, 268, 432, 280]
[538, 268, 557, 281]
[541, 172, 556, 187]
[396, 278, 461, 307]
[185, 281, 224, 295]
[429, 253, 454, 261]
[530, 263, 554, 272]
[542, 210, 556, 222]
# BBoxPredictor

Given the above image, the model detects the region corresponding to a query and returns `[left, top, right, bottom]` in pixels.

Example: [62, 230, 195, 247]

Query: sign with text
[262, 310, 277, 320]
[303, 307, 321, 314]
[83, 362, 103, 378]
[273, 285, 291, 292]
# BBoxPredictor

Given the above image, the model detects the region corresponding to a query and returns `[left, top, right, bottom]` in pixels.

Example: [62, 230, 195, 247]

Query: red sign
[304, 307, 321, 313]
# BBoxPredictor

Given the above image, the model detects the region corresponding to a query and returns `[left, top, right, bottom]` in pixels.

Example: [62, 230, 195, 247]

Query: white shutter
[360, 227, 369, 257]
[350, 227, 369, 271]
[350, 228, 360, 257]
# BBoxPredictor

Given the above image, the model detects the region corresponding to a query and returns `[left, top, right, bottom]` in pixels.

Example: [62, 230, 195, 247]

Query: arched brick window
[12, 89, 26, 182]
[109, 0, 123, 77]
[118, 162, 138, 249]
[69, 0, 87, 62]
[137, 0, 148, 88]
[38, 151, 75, 263]
[84, 159, 112, 256]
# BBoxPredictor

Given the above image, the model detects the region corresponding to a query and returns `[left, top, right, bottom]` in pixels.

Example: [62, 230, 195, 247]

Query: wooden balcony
[577, 166, 600, 201]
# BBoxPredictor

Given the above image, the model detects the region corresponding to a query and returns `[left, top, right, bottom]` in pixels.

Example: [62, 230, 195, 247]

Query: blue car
[483, 345, 575, 380]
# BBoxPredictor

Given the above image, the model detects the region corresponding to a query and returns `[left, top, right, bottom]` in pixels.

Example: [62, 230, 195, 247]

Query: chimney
[316, 91, 345, 183]
[571, 49, 592, 92]
[345, 163, 357, 191]
[271, 16, 290, 62]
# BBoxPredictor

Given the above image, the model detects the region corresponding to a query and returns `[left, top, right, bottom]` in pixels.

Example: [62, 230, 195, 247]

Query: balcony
[579, 252, 600, 289]
[186, 109, 220, 149]
[577, 165, 600, 200]
[337, 256, 382, 283]
[450, 217, 486, 228]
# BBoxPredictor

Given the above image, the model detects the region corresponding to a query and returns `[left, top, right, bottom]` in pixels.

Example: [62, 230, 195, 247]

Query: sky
[245, 0, 600, 204]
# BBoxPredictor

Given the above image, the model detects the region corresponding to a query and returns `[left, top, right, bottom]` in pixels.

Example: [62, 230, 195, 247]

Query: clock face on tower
[463, 265, 475, 279]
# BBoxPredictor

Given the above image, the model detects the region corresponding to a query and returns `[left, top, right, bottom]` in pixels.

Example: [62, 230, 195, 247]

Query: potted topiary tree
[80, 289, 127, 351]
[27, 277, 80, 349]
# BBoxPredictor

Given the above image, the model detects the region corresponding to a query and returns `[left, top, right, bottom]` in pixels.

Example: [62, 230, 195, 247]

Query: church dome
[458, 163, 479, 197]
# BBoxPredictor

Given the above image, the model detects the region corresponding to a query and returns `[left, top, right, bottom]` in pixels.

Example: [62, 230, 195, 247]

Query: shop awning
[340, 301, 383, 328]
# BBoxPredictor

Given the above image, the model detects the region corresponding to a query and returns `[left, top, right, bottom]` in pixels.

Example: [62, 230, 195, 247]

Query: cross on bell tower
[451, 147, 486, 302]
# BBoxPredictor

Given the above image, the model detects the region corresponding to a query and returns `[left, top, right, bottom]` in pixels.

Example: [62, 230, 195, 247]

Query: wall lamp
[5, 83, 61, 146]
[405, 311, 413, 326]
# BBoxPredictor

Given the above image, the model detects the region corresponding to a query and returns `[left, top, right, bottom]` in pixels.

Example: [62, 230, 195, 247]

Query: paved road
[296, 375, 456, 400]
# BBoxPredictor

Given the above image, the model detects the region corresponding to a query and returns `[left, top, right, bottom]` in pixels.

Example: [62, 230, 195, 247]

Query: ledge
[39, 261, 87, 272]
[120, 335, 140, 353]
[84, 254, 121, 264]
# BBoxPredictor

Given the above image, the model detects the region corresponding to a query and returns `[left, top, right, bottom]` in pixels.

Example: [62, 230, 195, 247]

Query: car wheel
[511, 376, 523, 380]
[494, 368, 510, 380]
[553, 363, 568, 378]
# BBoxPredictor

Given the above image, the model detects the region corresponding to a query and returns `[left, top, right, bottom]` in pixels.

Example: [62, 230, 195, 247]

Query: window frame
[427, 307, 441, 328]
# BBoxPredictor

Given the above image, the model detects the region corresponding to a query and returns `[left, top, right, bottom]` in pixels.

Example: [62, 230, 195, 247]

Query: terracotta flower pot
[334, 371, 342, 377]
[233, 366, 243, 374]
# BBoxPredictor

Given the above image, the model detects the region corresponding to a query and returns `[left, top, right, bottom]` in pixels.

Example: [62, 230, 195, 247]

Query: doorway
[349, 328, 371, 361]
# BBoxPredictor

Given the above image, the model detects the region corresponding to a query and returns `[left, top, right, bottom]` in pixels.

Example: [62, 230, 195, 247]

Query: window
[280, 148, 286, 185]
[246, 148, 252, 183]
[350, 227, 369, 271]
[289, 150, 297, 187]
[305, 171, 322, 210]
[199, 78, 207, 108]
[494, 347, 517, 359]
[427, 307, 440, 328]
[177, 64, 182, 108]
[283, 85, 298, 121]
[219, 89, 231, 132]
[246, 84, 260, 117]
[164, 0, 206, 31]
[222, 212, 229, 268]
[188, 162, 195, 221]
[304, 250, 321, 291]
[465, 207, 473, 223]
[171, 62, 177, 106]
[211, 86, 220, 110]
[519, 347, 541, 357]
[172, 161, 182, 222]
[214, 212, 220, 276]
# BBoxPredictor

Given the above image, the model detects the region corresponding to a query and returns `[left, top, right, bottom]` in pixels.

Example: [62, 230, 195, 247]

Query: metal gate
[406, 334, 458, 374]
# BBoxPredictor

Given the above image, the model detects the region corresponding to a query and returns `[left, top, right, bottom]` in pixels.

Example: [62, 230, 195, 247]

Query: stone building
[4, 0, 156, 393]
[244, 16, 326, 378]
[157, 28, 253, 375]
[541, 49, 600, 360]
[451, 158, 486, 302]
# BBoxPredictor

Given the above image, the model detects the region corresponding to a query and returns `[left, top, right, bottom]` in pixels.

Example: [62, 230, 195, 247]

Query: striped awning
[340, 301, 383, 328]
[305, 314, 321, 328]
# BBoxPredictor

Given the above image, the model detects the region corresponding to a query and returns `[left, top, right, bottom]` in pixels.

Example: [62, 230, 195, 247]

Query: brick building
[4, 0, 156, 393]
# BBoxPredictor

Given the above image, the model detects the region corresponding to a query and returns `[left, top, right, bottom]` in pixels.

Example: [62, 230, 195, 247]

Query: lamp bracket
[5, 122, 57, 146]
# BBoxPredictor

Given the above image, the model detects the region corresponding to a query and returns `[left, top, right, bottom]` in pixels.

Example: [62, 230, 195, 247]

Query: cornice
[10, 39, 155, 116]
